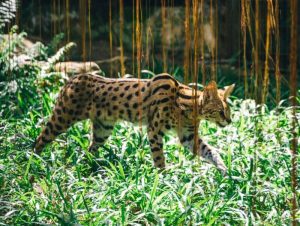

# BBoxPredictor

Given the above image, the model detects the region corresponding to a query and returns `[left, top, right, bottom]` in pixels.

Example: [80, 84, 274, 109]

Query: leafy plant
[0, 27, 75, 118]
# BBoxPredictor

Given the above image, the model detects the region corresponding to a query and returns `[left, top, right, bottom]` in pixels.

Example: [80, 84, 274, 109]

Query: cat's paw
[217, 163, 228, 176]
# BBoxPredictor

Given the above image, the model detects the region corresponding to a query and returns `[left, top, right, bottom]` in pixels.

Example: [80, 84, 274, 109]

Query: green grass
[0, 86, 299, 225]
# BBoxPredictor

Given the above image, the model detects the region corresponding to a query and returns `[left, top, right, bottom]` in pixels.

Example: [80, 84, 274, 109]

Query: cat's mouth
[216, 121, 227, 127]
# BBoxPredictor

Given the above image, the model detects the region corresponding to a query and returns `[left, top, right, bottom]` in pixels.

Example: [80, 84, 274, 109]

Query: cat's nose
[226, 118, 232, 124]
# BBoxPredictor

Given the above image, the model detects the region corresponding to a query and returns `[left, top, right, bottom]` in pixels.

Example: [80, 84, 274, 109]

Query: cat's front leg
[198, 140, 227, 175]
[179, 132, 227, 175]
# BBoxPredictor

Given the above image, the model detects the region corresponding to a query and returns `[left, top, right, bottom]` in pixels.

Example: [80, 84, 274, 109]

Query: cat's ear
[224, 84, 235, 99]
[203, 81, 218, 101]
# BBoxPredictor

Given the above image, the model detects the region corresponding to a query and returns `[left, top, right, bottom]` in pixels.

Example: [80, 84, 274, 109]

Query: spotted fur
[35, 73, 235, 175]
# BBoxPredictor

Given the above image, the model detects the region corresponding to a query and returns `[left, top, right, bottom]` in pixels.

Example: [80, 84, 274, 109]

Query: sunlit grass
[0, 92, 299, 224]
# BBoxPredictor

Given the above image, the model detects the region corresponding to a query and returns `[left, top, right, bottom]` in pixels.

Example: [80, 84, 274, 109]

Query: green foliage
[0, 26, 40, 117]
[47, 33, 66, 56]
[47, 41, 76, 65]
[0, 27, 76, 118]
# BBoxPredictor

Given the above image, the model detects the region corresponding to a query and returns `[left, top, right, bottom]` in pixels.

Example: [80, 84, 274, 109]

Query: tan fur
[35, 73, 234, 175]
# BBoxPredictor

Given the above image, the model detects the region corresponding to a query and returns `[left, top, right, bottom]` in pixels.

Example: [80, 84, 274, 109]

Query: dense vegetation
[0, 29, 299, 225]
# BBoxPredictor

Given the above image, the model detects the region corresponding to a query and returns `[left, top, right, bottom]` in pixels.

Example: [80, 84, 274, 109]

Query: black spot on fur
[47, 122, 53, 130]
[165, 124, 171, 130]
[55, 124, 63, 131]
[127, 110, 132, 120]
[155, 156, 162, 161]
[58, 117, 65, 123]
[143, 93, 151, 102]
[151, 147, 160, 152]
[56, 109, 62, 115]
[69, 109, 74, 115]
[95, 137, 105, 143]
[149, 139, 155, 143]
[42, 136, 51, 143]
[158, 130, 164, 136]
[53, 130, 60, 136]
[187, 133, 194, 141]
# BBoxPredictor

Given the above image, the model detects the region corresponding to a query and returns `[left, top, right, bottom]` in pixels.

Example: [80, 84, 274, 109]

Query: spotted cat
[35, 73, 234, 175]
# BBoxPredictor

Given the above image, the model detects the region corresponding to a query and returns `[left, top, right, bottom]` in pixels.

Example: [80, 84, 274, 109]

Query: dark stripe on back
[152, 84, 171, 95]
[152, 75, 179, 86]
[178, 92, 198, 100]
[158, 97, 170, 104]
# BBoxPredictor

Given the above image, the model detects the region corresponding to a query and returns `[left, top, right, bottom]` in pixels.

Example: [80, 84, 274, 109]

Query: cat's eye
[220, 111, 225, 117]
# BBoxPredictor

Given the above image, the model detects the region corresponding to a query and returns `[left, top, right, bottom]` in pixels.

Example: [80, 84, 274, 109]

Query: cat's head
[201, 81, 235, 127]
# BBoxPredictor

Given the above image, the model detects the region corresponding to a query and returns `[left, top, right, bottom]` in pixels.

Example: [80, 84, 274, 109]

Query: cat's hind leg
[88, 119, 114, 152]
